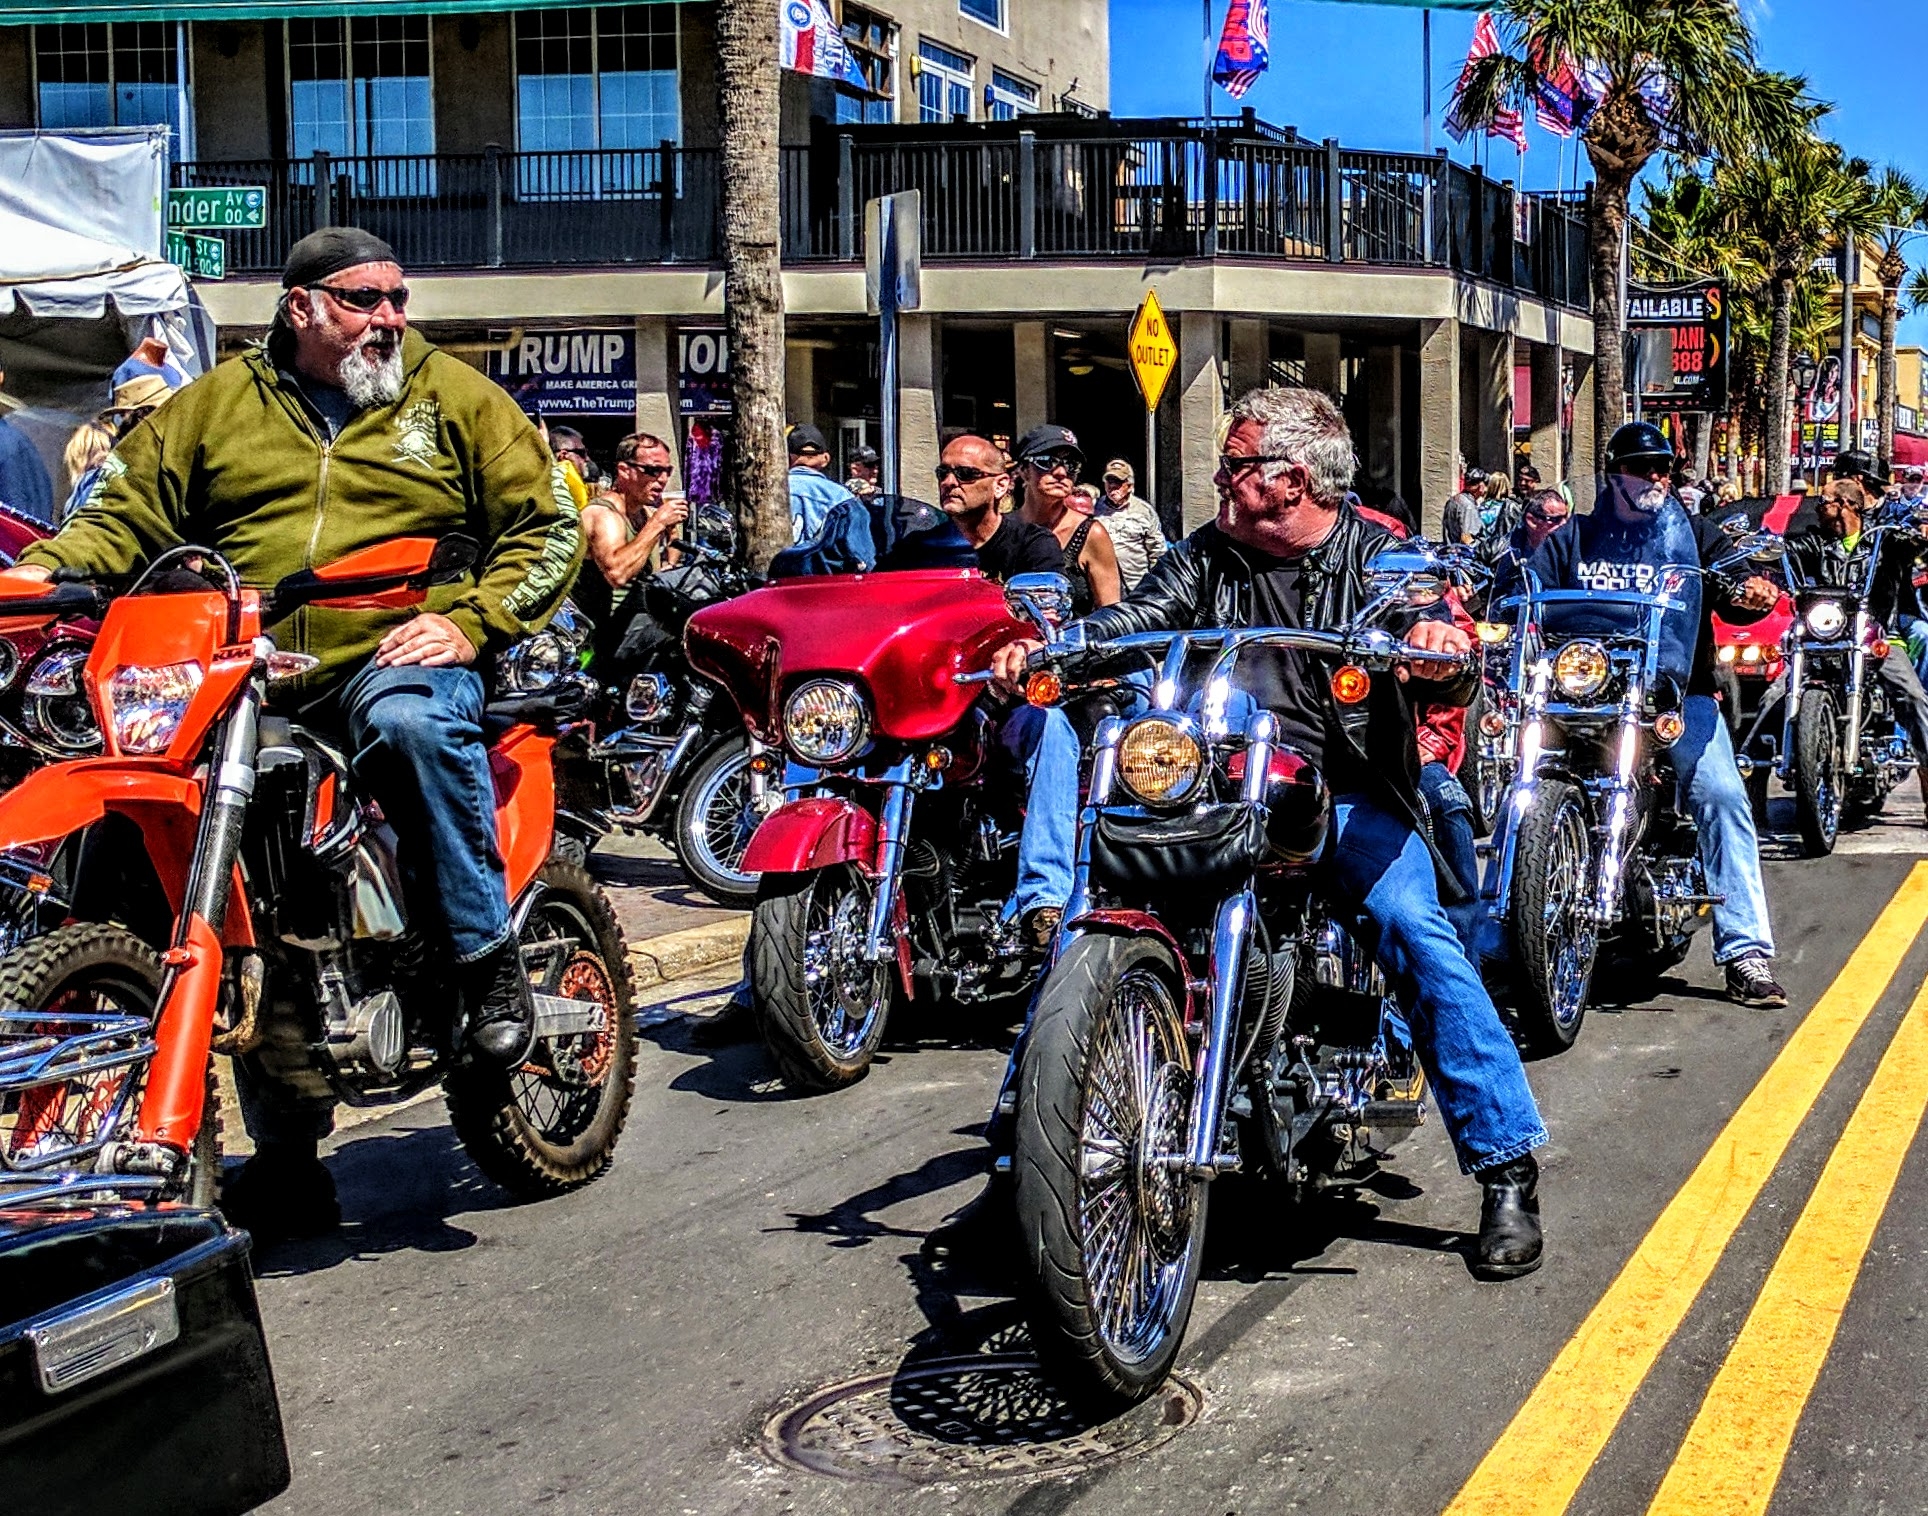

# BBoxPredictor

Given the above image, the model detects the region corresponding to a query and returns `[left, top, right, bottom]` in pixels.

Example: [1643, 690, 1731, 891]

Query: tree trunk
[1767, 274, 1795, 496]
[1586, 173, 1632, 477]
[715, 0, 789, 570]
[1880, 284, 1900, 476]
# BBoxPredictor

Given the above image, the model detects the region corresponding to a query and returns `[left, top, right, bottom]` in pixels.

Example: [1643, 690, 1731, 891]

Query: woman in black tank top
[1013, 431, 1123, 616]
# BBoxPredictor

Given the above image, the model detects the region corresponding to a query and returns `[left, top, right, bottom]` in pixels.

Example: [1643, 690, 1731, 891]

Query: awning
[1892, 432, 1928, 469]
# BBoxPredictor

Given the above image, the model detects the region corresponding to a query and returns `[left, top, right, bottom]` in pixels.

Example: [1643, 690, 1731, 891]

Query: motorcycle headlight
[498, 633, 566, 694]
[1474, 621, 1513, 646]
[782, 679, 870, 766]
[24, 646, 85, 697]
[105, 661, 202, 755]
[1805, 601, 1848, 639]
[1116, 717, 1206, 807]
[1553, 641, 1611, 700]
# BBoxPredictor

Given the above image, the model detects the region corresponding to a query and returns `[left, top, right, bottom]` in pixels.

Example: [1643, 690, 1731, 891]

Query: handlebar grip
[952, 670, 997, 686]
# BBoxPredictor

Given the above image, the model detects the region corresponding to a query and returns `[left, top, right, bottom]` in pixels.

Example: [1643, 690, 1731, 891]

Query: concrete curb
[625, 915, 750, 990]
[221, 915, 750, 1154]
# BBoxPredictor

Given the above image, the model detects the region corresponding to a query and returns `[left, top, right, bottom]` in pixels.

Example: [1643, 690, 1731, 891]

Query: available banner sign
[1627, 281, 1728, 414]
[488, 329, 636, 416]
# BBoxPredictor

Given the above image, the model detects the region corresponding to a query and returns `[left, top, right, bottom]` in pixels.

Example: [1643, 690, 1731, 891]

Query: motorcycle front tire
[1791, 690, 1843, 857]
[1506, 779, 1597, 1055]
[750, 865, 897, 1092]
[1014, 932, 1207, 1411]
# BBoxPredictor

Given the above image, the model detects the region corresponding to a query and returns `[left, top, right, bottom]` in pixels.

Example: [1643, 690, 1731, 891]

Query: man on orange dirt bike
[12, 227, 582, 1236]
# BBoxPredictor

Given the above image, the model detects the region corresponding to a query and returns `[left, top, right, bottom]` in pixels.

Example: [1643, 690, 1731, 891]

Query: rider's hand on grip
[1399, 618, 1472, 683]
[992, 637, 1046, 694]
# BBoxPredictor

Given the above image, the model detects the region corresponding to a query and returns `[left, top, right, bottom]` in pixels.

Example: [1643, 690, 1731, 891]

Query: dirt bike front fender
[741, 796, 877, 876]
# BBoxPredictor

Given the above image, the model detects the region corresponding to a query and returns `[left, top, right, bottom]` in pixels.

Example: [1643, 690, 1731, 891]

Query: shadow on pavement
[250, 1122, 506, 1277]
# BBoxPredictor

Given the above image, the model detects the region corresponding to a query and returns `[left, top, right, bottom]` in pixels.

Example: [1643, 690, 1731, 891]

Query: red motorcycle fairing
[1064, 909, 1197, 1026]
[741, 796, 878, 876]
[685, 569, 1030, 747]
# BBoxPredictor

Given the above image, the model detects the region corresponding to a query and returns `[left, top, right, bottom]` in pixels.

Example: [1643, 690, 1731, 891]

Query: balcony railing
[173, 116, 1591, 310]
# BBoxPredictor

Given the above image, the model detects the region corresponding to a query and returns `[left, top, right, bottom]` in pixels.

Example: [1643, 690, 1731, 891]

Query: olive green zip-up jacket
[24, 330, 582, 699]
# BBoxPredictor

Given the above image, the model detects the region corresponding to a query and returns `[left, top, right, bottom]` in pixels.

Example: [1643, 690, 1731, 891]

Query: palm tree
[1860, 167, 1928, 474]
[1711, 136, 1875, 493]
[1454, 1, 1810, 472]
[715, 0, 791, 568]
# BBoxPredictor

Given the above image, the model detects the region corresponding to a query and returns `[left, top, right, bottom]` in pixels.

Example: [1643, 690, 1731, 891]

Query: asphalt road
[251, 797, 1928, 1516]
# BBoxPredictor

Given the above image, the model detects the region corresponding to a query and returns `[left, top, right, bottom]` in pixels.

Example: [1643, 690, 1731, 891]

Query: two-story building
[2, 3, 1592, 531]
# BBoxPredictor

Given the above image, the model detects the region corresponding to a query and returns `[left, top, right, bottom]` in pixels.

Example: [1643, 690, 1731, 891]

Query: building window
[986, 68, 1037, 121]
[916, 40, 973, 124]
[515, 6, 681, 195]
[288, 17, 434, 165]
[834, 3, 895, 125]
[35, 22, 185, 135]
[958, 0, 1005, 31]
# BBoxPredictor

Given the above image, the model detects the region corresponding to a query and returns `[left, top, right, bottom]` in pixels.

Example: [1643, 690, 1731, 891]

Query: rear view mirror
[1004, 573, 1075, 637]
[426, 535, 479, 585]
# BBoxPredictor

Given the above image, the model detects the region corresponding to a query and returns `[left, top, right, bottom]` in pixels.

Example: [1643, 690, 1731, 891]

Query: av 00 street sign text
[1128, 290, 1176, 412]
[166, 186, 267, 230]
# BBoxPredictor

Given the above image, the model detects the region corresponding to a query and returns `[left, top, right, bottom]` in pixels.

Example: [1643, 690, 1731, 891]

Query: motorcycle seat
[482, 681, 593, 740]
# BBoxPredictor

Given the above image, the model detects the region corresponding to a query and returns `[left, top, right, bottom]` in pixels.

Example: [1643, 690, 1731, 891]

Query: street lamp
[1793, 351, 1819, 482]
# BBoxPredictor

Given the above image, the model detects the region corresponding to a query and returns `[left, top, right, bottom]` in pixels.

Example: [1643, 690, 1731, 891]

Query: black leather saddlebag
[0, 1204, 291, 1516]
[1091, 803, 1269, 896]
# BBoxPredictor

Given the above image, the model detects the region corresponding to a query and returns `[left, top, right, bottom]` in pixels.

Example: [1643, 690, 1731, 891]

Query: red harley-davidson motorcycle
[685, 564, 1053, 1092]
[0, 538, 636, 1205]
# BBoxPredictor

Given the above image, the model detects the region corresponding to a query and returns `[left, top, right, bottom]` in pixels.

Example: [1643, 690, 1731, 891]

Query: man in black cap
[17, 226, 583, 1237]
[844, 443, 881, 500]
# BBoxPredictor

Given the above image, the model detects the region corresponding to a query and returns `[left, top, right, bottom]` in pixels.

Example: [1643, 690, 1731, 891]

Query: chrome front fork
[862, 762, 917, 963]
[1844, 613, 1869, 773]
[1486, 656, 1551, 921]
[1591, 674, 1645, 926]
[1778, 642, 1806, 780]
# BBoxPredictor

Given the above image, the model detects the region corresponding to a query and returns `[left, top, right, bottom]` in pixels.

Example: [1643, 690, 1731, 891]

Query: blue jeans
[996, 703, 1078, 919]
[340, 660, 513, 962]
[1330, 792, 1547, 1174]
[1418, 762, 1482, 961]
[1673, 694, 1774, 964]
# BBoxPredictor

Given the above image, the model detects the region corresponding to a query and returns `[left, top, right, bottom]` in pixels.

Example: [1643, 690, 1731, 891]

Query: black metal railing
[174, 115, 1591, 309]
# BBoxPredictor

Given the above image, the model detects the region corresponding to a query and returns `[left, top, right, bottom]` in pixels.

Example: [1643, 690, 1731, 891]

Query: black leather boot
[464, 940, 536, 1065]
[1473, 1153, 1543, 1279]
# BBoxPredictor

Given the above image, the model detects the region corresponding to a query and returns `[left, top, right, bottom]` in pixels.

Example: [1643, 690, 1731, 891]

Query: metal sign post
[865, 191, 922, 497]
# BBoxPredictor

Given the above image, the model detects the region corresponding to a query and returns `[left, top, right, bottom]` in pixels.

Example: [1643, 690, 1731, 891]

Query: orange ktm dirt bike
[0, 538, 636, 1210]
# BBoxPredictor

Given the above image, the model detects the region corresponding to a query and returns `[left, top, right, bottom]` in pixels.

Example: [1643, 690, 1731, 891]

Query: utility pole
[1422, 11, 1433, 154]
[1840, 238, 1859, 464]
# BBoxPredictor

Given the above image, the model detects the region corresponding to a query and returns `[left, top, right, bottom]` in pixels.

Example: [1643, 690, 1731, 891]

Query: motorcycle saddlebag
[0, 1203, 291, 1516]
[1091, 803, 1269, 897]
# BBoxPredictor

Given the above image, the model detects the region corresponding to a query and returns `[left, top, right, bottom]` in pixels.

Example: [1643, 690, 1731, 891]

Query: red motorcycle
[686, 565, 1050, 1091]
[0, 538, 636, 1204]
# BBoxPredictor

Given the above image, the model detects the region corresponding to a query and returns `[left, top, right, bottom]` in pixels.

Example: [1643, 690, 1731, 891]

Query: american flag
[1446, 12, 1520, 146]
[1212, 0, 1271, 100]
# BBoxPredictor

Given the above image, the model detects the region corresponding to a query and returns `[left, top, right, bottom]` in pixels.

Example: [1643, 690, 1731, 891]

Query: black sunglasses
[935, 463, 1004, 484]
[1524, 507, 1567, 526]
[312, 283, 410, 313]
[1217, 453, 1294, 475]
[623, 461, 675, 479]
[1024, 451, 1083, 477]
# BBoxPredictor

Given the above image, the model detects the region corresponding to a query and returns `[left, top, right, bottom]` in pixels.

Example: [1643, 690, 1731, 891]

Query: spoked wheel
[446, 861, 637, 1197]
[672, 737, 764, 907]
[1792, 691, 1843, 857]
[0, 923, 218, 1207]
[1507, 780, 1597, 1055]
[750, 865, 895, 1092]
[1015, 934, 1207, 1410]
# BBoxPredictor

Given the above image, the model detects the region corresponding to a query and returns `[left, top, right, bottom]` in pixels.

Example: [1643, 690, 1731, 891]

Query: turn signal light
[1654, 711, 1686, 746]
[748, 751, 781, 776]
[1874, 639, 1892, 660]
[1025, 670, 1064, 707]
[1330, 665, 1371, 705]
[1479, 711, 1508, 738]
[924, 746, 952, 772]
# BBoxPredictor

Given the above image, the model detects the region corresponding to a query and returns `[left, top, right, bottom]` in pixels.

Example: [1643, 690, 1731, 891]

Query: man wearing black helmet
[1514, 421, 1786, 1008]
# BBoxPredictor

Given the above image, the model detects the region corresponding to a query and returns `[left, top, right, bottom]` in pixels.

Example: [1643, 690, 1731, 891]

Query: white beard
[337, 337, 404, 409]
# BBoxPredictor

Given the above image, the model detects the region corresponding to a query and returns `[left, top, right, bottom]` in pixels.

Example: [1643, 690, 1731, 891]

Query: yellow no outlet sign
[1128, 289, 1176, 412]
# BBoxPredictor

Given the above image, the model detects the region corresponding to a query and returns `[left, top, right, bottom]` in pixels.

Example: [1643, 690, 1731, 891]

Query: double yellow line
[1447, 862, 1928, 1516]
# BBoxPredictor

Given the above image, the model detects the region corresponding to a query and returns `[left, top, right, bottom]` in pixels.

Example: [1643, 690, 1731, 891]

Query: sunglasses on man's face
[622, 461, 674, 479]
[1026, 451, 1082, 478]
[312, 283, 410, 313]
[935, 463, 1003, 484]
[1525, 508, 1567, 526]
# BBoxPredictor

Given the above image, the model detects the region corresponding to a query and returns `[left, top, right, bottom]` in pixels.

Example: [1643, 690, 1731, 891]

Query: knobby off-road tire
[445, 861, 637, 1198]
[750, 865, 894, 1092]
[1507, 780, 1597, 1056]
[1792, 691, 1843, 858]
[672, 736, 762, 907]
[1014, 933, 1207, 1410]
[0, 923, 218, 1207]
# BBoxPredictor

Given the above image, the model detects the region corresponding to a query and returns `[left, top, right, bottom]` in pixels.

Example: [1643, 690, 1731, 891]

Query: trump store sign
[488, 329, 636, 416]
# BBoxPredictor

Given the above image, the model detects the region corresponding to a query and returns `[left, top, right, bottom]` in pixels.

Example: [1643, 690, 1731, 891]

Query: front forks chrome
[862, 763, 916, 963]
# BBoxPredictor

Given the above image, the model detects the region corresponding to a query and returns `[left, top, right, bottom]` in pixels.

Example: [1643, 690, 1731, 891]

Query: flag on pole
[1531, 51, 1580, 138]
[1444, 10, 1503, 143]
[1211, 0, 1271, 99]
[781, 0, 868, 89]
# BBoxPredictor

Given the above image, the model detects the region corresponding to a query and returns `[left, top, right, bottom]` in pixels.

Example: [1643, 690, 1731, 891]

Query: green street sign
[166, 186, 266, 230]
[166, 230, 227, 280]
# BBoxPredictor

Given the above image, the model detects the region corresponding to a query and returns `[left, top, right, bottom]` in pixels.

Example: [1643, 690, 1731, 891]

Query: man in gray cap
[16, 227, 583, 1238]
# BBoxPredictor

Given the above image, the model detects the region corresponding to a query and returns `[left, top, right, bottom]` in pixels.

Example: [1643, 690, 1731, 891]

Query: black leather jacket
[1787, 520, 1928, 633]
[1079, 511, 1475, 885]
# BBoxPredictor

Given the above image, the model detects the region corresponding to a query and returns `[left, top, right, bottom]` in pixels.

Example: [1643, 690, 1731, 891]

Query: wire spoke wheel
[804, 872, 890, 1060]
[673, 740, 766, 906]
[1509, 780, 1597, 1054]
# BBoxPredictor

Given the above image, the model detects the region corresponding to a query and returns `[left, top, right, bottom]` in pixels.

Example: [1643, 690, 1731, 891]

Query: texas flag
[781, 0, 867, 88]
[1212, 0, 1271, 99]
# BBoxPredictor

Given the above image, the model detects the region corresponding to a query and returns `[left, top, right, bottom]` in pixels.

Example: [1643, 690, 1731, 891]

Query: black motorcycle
[550, 510, 771, 906]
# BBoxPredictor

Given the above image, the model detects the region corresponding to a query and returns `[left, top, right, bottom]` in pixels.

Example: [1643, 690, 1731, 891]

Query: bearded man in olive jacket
[17, 228, 582, 1239]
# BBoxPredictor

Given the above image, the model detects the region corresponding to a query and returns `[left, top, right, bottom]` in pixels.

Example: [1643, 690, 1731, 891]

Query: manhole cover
[763, 1355, 1202, 1487]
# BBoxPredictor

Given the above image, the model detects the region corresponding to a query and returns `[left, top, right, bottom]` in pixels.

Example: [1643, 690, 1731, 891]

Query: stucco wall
[192, 23, 273, 160]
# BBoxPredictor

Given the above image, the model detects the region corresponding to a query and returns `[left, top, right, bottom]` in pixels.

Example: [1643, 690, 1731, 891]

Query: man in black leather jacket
[993, 386, 1549, 1278]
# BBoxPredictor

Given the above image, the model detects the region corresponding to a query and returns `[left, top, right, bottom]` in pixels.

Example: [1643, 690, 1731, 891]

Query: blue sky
[1109, 0, 1928, 340]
